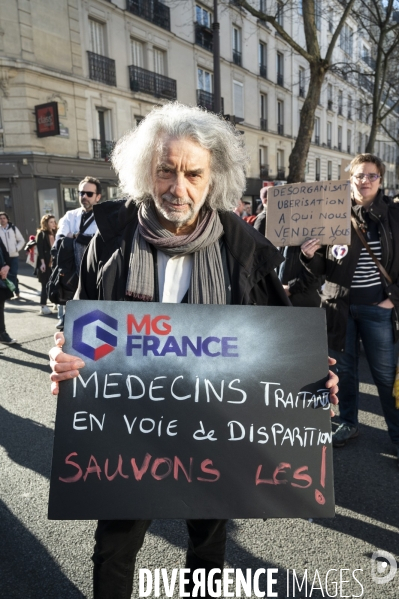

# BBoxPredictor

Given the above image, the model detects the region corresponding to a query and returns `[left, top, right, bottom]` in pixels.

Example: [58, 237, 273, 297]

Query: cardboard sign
[266, 179, 351, 246]
[48, 302, 335, 520]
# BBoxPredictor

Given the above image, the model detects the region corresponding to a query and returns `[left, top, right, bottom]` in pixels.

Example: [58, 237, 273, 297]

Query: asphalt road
[0, 264, 398, 599]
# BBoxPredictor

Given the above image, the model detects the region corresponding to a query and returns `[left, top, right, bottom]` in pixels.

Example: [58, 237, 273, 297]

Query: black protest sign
[48, 302, 335, 520]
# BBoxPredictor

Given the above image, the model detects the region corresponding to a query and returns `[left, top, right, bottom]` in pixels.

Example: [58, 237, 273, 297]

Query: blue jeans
[329, 304, 399, 445]
[8, 256, 19, 295]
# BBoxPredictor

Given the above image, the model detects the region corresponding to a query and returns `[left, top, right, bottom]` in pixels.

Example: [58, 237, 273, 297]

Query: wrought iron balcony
[299, 86, 305, 98]
[233, 49, 242, 66]
[195, 22, 213, 52]
[277, 73, 284, 87]
[314, 135, 320, 145]
[92, 139, 114, 161]
[260, 164, 269, 178]
[129, 65, 177, 100]
[196, 89, 224, 113]
[126, 0, 170, 31]
[259, 65, 267, 79]
[260, 118, 268, 131]
[87, 52, 116, 86]
[277, 123, 284, 135]
[277, 167, 286, 179]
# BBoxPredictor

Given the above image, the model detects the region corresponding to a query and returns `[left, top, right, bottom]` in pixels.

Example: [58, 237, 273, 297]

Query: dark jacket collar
[93, 199, 283, 280]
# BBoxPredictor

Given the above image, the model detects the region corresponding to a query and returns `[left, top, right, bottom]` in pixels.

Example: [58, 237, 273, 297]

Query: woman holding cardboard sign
[301, 153, 399, 463]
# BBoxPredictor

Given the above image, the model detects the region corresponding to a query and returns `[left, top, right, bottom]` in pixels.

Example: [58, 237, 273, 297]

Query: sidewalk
[4, 262, 59, 344]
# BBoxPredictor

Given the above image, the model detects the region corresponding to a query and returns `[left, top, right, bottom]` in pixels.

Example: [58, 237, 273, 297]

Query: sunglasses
[79, 191, 95, 198]
[352, 173, 381, 182]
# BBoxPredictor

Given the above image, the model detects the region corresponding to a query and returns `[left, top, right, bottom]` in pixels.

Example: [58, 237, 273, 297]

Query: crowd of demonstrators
[0, 211, 25, 299]
[36, 214, 58, 315]
[301, 153, 399, 463]
[0, 237, 17, 344]
[49, 103, 338, 599]
[254, 186, 323, 307]
[54, 176, 100, 330]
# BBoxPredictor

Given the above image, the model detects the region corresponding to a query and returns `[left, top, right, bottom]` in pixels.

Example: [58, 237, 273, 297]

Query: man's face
[152, 136, 211, 234]
[78, 182, 101, 212]
[0, 214, 8, 228]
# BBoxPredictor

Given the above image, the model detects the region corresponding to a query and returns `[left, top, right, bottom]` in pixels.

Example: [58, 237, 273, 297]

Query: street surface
[0, 264, 398, 598]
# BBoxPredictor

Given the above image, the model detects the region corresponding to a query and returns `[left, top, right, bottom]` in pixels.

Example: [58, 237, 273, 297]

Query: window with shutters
[131, 39, 144, 68]
[153, 48, 165, 75]
[233, 80, 244, 119]
[89, 19, 105, 56]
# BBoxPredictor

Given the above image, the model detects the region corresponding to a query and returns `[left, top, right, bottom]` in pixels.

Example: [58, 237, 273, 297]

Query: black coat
[301, 190, 399, 351]
[0, 238, 12, 301]
[254, 209, 322, 307]
[36, 230, 53, 282]
[76, 199, 290, 308]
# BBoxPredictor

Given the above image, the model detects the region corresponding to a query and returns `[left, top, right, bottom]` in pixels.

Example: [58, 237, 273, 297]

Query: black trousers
[92, 519, 227, 599]
[0, 299, 5, 333]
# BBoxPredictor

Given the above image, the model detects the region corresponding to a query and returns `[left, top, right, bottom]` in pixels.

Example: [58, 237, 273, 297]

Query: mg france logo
[72, 310, 118, 361]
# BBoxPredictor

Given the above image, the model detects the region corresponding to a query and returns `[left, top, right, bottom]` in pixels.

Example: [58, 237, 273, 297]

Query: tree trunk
[287, 62, 327, 183]
[366, 117, 380, 153]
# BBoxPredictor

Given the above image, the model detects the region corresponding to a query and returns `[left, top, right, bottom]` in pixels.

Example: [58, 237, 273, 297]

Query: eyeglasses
[352, 173, 381, 182]
[79, 191, 95, 198]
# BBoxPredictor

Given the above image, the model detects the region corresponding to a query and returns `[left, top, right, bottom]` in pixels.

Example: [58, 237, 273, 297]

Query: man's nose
[170, 173, 187, 198]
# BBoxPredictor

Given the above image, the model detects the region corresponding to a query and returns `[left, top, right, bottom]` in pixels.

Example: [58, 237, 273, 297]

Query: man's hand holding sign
[48, 103, 338, 599]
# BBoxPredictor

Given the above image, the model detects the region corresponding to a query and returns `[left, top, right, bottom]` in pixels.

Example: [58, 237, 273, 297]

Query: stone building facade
[0, 0, 397, 236]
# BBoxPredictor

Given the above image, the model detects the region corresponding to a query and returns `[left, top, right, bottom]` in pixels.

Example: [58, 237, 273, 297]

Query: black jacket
[76, 199, 290, 308]
[254, 209, 322, 307]
[301, 190, 399, 351]
[36, 230, 53, 268]
[0, 239, 12, 301]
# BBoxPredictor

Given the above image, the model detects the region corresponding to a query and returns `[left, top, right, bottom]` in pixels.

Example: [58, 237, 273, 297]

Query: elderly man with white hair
[49, 103, 338, 599]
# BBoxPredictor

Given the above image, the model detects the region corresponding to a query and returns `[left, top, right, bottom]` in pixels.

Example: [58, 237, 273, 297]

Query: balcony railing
[195, 22, 213, 52]
[129, 65, 177, 100]
[260, 118, 268, 131]
[196, 89, 224, 113]
[277, 73, 284, 87]
[315, 135, 320, 145]
[126, 0, 170, 31]
[92, 139, 114, 160]
[299, 86, 305, 98]
[88, 52, 116, 86]
[277, 123, 284, 135]
[233, 49, 242, 66]
[327, 99, 333, 111]
[277, 167, 286, 179]
[259, 64, 267, 79]
[260, 164, 269, 179]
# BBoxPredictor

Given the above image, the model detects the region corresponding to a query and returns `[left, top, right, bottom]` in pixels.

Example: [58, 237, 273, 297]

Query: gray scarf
[126, 202, 226, 304]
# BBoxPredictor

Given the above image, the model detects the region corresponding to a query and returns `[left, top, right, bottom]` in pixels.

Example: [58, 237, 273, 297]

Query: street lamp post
[213, 0, 221, 114]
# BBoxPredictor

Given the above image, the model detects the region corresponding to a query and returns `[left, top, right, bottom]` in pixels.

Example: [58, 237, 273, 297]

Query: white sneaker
[39, 306, 51, 315]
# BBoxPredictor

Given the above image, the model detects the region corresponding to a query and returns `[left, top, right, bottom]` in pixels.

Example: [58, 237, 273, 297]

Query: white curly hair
[111, 102, 249, 212]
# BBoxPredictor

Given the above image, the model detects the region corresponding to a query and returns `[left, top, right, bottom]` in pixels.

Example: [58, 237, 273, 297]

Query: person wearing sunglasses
[54, 177, 102, 329]
[300, 153, 399, 465]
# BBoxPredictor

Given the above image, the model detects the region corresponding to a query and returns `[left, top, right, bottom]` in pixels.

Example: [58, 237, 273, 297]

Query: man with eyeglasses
[301, 153, 399, 465]
[55, 177, 102, 328]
